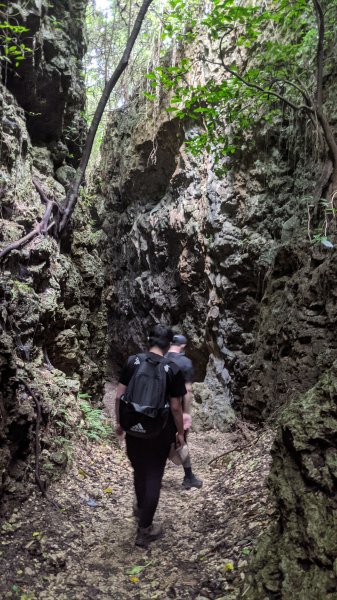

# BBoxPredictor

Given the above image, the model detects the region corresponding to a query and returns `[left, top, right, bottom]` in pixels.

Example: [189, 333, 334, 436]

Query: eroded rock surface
[3, 0, 87, 162]
[246, 362, 337, 600]
[95, 36, 337, 596]
[97, 93, 337, 430]
[0, 3, 107, 512]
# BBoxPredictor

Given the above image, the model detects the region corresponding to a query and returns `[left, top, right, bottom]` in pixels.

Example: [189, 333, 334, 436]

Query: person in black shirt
[115, 324, 186, 547]
[166, 334, 203, 490]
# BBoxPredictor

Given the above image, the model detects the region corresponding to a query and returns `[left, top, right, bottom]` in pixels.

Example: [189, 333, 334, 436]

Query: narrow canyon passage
[0, 418, 274, 600]
[2, 1, 337, 597]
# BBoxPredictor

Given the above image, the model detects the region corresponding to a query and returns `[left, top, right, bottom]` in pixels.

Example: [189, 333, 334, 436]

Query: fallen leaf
[128, 566, 144, 575]
[103, 487, 113, 494]
[127, 561, 152, 575]
[130, 576, 139, 583]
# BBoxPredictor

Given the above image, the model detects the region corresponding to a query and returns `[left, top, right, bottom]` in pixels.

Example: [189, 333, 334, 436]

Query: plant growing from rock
[0, 20, 32, 71]
[148, 0, 337, 238]
[78, 394, 112, 442]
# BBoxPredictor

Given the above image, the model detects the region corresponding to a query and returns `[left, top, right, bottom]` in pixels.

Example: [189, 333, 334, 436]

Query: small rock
[55, 165, 76, 189]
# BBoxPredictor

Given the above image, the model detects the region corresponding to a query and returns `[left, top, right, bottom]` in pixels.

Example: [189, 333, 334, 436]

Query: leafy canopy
[147, 0, 336, 165]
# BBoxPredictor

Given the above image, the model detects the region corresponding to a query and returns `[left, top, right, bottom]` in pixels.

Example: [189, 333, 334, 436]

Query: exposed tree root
[0, 178, 59, 260]
[18, 378, 61, 510]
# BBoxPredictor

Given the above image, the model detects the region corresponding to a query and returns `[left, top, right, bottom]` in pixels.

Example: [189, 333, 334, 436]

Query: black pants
[126, 434, 171, 528]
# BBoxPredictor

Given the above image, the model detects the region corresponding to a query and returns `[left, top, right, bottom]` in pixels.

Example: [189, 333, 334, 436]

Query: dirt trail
[0, 397, 275, 599]
[0, 433, 274, 599]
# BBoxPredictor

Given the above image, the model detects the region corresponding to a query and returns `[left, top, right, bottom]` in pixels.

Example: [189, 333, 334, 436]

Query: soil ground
[0, 415, 275, 600]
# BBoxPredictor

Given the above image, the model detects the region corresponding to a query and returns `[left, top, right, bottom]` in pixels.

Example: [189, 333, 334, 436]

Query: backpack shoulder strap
[128, 353, 147, 366]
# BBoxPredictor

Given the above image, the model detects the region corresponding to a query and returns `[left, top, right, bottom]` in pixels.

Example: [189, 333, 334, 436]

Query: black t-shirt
[165, 351, 194, 383]
[119, 352, 186, 442]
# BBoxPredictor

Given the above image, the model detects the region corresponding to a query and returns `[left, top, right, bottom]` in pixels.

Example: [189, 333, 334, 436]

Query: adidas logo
[164, 364, 171, 373]
[134, 357, 141, 365]
[130, 423, 146, 433]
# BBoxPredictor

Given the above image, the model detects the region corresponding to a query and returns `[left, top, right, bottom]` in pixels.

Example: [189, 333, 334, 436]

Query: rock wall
[246, 363, 337, 599]
[0, 0, 107, 513]
[97, 94, 337, 430]
[97, 28, 337, 597]
[3, 0, 87, 163]
[1, 2, 337, 592]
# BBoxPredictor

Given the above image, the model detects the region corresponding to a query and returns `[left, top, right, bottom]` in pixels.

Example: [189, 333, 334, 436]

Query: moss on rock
[246, 363, 337, 600]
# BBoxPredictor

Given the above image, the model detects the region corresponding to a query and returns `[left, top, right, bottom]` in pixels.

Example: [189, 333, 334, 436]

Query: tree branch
[0, 177, 63, 259]
[58, 0, 154, 235]
[0, 221, 55, 260]
[317, 109, 337, 168]
[219, 34, 312, 114]
[313, 0, 324, 111]
[32, 177, 64, 214]
[266, 77, 313, 108]
[0, 178, 57, 260]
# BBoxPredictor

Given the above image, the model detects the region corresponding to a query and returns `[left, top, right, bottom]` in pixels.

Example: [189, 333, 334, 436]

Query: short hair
[148, 324, 174, 350]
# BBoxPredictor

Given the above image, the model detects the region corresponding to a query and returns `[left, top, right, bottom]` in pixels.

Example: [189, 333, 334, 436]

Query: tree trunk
[58, 0, 154, 236]
[316, 109, 337, 197]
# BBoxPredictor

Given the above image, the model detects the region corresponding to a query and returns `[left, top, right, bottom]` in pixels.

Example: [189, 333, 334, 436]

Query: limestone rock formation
[0, 1, 106, 512]
[97, 87, 337, 431]
[1, 3, 337, 595]
[3, 0, 87, 162]
[95, 31, 337, 595]
[247, 362, 337, 599]
[98, 105, 263, 428]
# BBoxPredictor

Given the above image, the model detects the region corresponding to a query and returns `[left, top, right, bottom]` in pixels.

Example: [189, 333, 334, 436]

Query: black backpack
[119, 353, 171, 438]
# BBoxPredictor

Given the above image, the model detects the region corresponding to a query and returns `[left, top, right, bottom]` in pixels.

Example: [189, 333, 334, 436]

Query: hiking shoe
[182, 474, 203, 490]
[135, 523, 163, 547]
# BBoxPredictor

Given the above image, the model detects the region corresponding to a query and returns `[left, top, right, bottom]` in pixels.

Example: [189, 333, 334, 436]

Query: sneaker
[135, 522, 163, 547]
[182, 474, 203, 490]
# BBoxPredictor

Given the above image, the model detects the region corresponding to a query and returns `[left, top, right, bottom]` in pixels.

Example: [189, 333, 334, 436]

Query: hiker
[114, 324, 186, 547]
[166, 334, 203, 490]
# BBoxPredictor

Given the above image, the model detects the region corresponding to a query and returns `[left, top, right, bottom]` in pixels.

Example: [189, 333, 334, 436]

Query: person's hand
[175, 432, 185, 450]
[115, 423, 124, 438]
[183, 413, 192, 430]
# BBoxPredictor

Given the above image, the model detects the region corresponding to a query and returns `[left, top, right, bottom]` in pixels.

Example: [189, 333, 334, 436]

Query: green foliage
[9, 280, 34, 302]
[160, 0, 199, 42]
[0, 17, 32, 69]
[80, 188, 96, 207]
[127, 561, 153, 575]
[84, 1, 171, 163]
[147, 0, 336, 162]
[312, 198, 337, 246]
[146, 57, 190, 90]
[79, 394, 112, 442]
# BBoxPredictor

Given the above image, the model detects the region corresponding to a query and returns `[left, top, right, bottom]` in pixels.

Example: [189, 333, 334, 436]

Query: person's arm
[182, 382, 193, 414]
[115, 382, 126, 436]
[170, 396, 185, 449]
